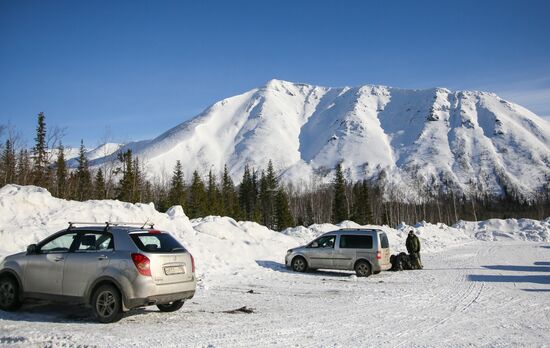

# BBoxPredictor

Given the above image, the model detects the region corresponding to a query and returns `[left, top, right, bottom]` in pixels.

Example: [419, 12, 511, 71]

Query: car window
[75, 232, 114, 252]
[40, 232, 78, 253]
[340, 235, 373, 249]
[130, 232, 186, 253]
[311, 235, 335, 248]
[379, 232, 389, 248]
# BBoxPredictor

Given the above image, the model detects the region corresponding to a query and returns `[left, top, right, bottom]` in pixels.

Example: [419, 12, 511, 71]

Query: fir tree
[116, 149, 134, 202]
[332, 162, 348, 223]
[351, 180, 373, 225]
[94, 168, 106, 199]
[31, 112, 48, 186]
[206, 169, 221, 215]
[275, 189, 294, 230]
[221, 165, 238, 217]
[259, 160, 278, 228]
[169, 160, 186, 207]
[239, 164, 255, 220]
[55, 144, 67, 198]
[16, 149, 31, 185]
[1, 139, 16, 185]
[187, 170, 207, 218]
[75, 140, 91, 200]
[132, 157, 143, 202]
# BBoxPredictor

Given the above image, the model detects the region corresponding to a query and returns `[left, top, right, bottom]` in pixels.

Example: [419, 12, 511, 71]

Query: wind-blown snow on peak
[90, 80, 550, 201]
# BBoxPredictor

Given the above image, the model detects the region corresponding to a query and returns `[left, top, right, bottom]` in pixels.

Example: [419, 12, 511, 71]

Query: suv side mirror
[26, 244, 38, 255]
[310, 242, 319, 248]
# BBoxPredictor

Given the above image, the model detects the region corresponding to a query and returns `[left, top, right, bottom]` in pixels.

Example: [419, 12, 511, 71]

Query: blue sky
[1, 0, 549, 148]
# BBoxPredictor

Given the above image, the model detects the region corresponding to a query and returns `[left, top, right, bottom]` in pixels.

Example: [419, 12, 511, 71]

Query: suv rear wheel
[0, 276, 22, 311]
[291, 256, 307, 272]
[157, 300, 184, 312]
[92, 284, 123, 323]
[355, 260, 372, 277]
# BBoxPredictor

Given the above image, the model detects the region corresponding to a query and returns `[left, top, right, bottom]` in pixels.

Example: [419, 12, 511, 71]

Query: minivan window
[379, 232, 389, 248]
[130, 233, 186, 253]
[309, 235, 335, 248]
[340, 235, 373, 249]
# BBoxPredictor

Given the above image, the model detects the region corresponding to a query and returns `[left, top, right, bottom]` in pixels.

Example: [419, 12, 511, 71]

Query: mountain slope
[90, 79, 550, 201]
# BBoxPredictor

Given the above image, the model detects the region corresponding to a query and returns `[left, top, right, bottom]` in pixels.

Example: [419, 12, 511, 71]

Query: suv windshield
[130, 232, 186, 253]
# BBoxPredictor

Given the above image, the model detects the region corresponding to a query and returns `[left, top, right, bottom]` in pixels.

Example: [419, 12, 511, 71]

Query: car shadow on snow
[0, 301, 160, 324]
[255, 260, 354, 278]
[467, 262, 550, 287]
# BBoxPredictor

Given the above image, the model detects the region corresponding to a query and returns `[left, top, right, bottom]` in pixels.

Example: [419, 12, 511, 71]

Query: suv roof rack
[68, 221, 155, 231]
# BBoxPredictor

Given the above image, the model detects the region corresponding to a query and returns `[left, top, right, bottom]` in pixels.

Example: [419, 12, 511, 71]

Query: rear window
[339, 235, 373, 249]
[379, 232, 389, 248]
[130, 232, 186, 253]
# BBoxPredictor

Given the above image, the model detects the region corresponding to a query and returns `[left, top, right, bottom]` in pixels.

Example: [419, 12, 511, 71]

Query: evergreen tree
[221, 165, 238, 218]
[55, 144, 67, 198]
[206, 169, 221, 215]
[169, 160, 186, 207]
[31, 112, 48, 186]
[116, 149, 134, 202]
[239, 164, 255, 220]
[16, 149, 31, 185]
[332, 162, 348, 223]
[351, 180, 373, 225]
[259, 160, 278, 228]
[187, 170, 207, 218]
[275, 189, 294, 230]
[1, 139, 16, 185]
[94, 168, 106, 199]
[132, 157, 143, 202]
[75, 140, 91, 200]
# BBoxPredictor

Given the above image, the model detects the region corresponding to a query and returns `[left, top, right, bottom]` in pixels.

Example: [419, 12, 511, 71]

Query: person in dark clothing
[405, 230, 423, 269]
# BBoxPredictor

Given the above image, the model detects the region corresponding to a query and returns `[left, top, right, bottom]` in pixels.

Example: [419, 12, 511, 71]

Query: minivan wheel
[92, 284, 123, 323]
[157, 300, 184, 312]
[355, 261, 372, 277]
[291, 256, 307, 272]
[0, 277, 22, 311]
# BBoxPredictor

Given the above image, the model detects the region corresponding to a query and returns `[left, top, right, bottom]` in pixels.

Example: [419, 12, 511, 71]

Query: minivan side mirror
[26, 244, 38, 255]
[310, 242, 319, 248]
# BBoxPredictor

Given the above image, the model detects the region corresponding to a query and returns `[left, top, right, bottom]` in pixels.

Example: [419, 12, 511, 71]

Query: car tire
[157, 300, 184, 312]
[92, 284, 123, 323]
[291, 256, 307, 273]
[0, 276, 22, 311]
[355, 261, 372, 277]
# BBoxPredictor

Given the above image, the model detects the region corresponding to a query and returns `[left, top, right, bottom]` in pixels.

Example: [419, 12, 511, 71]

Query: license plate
[164, 265, 185, 275]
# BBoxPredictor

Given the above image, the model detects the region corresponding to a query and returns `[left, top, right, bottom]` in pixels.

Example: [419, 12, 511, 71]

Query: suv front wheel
[92, 284, 123, 323]
[291, 256, 307, 272]
[0, 276, 22, 311]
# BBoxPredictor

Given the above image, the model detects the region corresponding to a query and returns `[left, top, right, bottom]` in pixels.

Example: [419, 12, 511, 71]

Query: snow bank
[0, 185, 548, 282]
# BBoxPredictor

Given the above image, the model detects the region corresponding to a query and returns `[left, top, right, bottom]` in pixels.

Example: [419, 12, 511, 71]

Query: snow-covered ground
[0, 185, 549, 347]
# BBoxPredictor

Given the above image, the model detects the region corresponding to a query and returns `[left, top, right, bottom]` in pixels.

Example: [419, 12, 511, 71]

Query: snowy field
[0, 185, 549, 347]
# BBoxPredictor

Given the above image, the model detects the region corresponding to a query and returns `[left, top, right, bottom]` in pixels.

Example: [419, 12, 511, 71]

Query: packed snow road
[0, 241, 548, 347]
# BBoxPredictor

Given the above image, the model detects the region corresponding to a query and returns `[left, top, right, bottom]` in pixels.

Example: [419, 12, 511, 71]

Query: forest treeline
[1, 113, 548, 230]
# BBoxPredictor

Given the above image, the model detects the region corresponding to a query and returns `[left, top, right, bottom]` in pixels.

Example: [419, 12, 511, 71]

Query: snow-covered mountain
[90, 79, 550, 201]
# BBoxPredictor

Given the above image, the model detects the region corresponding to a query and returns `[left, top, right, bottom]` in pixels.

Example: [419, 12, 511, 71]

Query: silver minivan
[0, 222, 196, 323]
[285, 229, 391, 277]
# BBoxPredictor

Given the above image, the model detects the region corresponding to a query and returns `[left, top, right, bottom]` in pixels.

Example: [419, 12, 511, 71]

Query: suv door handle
[98, 255, 109, 260]
[54, 257, 64, 262]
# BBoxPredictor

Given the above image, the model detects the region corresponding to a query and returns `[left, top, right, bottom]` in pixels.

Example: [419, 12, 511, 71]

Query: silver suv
[0, 222, 196, 323]
[285, 229, 391, 277]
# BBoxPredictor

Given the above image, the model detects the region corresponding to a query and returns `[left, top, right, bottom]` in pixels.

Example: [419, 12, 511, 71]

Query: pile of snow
[455, 218, 550, 242]
[0, 185, 548, 283]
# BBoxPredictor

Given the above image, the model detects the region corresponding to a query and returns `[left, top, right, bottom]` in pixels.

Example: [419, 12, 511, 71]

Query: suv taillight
[376, 250, 382, 260]
[190, 253, 195, 273]
[131, 253, 151, 276]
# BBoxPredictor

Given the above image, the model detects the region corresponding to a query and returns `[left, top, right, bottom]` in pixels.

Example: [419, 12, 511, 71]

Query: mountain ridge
[90, 79, 550, 202]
